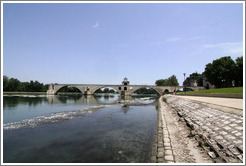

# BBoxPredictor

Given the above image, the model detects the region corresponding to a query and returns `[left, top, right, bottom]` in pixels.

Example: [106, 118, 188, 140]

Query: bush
[162, 97, 167, 103]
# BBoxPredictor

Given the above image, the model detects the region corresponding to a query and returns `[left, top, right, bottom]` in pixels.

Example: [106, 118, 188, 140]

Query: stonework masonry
[166, 95, 243, 163]
[47, 83, 205, 96]
[151, 96, 214, 163]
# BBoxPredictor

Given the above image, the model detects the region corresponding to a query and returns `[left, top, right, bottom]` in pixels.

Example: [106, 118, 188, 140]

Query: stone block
[224, 135, 236, 140]
[158, 147, 164, 152]
[215, 135, 223, 140]
[157, 152, 164, 158]
[224, 126, 232, 130]
[164, 146, 172, 150]
[158, 143, 163, 148]
[150, 156, 156, 163]
[157, 158, 164, 163]
[229, 123, 237, 127]
[164, 143, 171, 148]
[208, 151, 216, 159]
[235, 132, 242, 137]
[164, 155, 174, 161]
[163, 137, 170, 143]
[235, 126, 243, 130]
[165, 149, 173, 156]
[219, 131, 227, 135]
[233, 140, 243, 145]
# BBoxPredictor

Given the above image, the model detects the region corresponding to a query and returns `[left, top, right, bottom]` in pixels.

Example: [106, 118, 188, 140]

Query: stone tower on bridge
[118, 77, 131, 96]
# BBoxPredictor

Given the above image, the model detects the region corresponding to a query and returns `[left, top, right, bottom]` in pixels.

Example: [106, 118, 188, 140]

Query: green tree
[109, 89, 115, 93]
[3, 76, 49, 92]
[235, 56, 243, 86]
[168, 75, 179, 86]
[18, 82, 29, 91]
[204, 56, 236, 88]
[95, 89, 103, 93]
[103, 88, 110, 93]
[7, 78, 20, 91]
[3, 75, 9, 91]
[155, 79, 167, 86]
[184, 72, 203, 86]
[135, 88, 158, 94]
[155, 75, 179, 86]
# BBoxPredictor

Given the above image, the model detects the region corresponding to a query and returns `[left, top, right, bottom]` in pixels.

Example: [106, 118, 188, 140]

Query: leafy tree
[18, 82, 29, 91]
[155, 75, 179, 86]
[204, 56, 236, 88]
[58, 86, 81, 93]
[3, 76, 49, 92]
[155, 79, 167, 86]
[3, 76, 9, 91]
[184, 72, 203, 86]
[235, 56, 243, 86]
[7, 78, 20, 91]
[168, 75, 179, 86]
[43, 84, 49, 92]
[95, 89, 103, 93]
[109, 89, 115, 93]
[103, 88, 110, 93]
[135, 88, 158, 94]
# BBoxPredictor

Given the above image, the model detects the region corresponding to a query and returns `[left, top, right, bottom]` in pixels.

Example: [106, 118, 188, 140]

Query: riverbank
[163, 95, 243, 163]
[151, 96, 213, 163]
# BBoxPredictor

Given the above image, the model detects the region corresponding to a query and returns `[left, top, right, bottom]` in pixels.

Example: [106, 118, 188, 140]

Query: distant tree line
[95, 88, 117, 94]
[3, 76, 48, 92]
[155, 75, 179, 86]
[135, 88, 158, 94]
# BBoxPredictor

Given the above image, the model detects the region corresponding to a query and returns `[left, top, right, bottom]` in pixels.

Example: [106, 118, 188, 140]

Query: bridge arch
[54, 85, 85, 95]
[131, 86, 162, 96]
[90, 86, 120, 95]
[164, 89, 169, 94]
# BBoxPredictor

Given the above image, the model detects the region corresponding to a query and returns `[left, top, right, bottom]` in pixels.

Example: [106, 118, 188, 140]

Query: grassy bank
[178, 87, 243, 94]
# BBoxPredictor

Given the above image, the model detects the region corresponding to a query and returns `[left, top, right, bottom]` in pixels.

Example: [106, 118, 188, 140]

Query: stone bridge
[47, 83, 205, 96]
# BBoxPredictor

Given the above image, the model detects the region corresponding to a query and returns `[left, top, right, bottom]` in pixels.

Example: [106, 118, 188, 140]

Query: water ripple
[3, 104, 120, 130]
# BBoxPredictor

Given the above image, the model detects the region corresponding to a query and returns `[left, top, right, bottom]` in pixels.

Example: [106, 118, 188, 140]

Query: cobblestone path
[166, 95, 243, 163]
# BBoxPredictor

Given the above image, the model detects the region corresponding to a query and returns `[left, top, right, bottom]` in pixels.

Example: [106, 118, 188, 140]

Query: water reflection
[4, 94, 158, 109]
[3, 96, 47, 108]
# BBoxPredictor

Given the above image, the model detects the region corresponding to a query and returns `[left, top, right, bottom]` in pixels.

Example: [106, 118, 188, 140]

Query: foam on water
[3, 104, 120, 130]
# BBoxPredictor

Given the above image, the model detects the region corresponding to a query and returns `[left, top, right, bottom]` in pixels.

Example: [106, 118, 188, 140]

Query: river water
[3, 94, 158, 163]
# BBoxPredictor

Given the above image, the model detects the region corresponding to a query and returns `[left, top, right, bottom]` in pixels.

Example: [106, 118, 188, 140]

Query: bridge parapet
[47, 83, 205, 95]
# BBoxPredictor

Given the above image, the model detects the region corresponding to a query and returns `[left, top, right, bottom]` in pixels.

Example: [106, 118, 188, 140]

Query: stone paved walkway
[166, 95, 243, 163]
[175, 95, 243, 110]
[152, 97, 213, 163]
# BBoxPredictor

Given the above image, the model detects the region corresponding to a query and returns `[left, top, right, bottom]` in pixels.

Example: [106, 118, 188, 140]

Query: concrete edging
[176, 93, 243, 99]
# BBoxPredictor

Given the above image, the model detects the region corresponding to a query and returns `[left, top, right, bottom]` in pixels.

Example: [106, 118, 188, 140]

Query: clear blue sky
[3, 2, 244, 85]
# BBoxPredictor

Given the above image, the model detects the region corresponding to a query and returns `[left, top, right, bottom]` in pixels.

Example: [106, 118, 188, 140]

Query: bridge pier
[47, 90, 56, 95]
[84, 91, 93, 95]
[121, 91, 131, 96]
